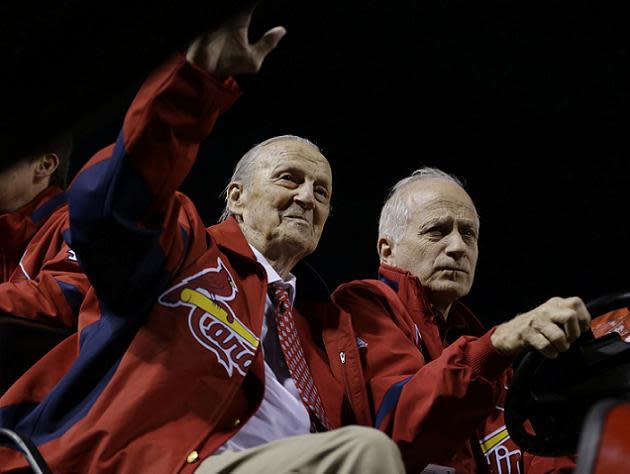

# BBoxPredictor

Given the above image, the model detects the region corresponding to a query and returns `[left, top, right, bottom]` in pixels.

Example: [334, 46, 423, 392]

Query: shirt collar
[249, 244, 297, 304]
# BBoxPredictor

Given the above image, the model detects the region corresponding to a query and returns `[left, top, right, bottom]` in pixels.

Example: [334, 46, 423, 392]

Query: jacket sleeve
[0, 247, 85, 329]
[66, 54, 240, 315]
[0, 210, 86, 328]
[333, 282, 513, 471]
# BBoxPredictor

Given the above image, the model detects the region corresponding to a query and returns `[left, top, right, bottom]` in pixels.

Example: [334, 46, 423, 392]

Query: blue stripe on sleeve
[56, 280, 83, 316]
[374, 376, 413, 429]
[0, 301, 143, 445]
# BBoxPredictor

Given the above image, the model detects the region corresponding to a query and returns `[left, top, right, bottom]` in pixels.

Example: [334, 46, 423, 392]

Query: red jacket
[0, 186, 86, 327]
[0, 55, 369, 473]
[332, 263, 576, 473]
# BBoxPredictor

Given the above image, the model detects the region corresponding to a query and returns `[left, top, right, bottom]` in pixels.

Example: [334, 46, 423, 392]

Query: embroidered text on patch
[158, 257, 258, 377]
[479, 424, 522, 474]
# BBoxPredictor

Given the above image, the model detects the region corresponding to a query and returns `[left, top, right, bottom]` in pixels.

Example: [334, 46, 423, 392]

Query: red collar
[0, 186, 65, 253]
[377, 262, 486, 336]
[209, 217, 332, 303]
[208, 216, 257, 261]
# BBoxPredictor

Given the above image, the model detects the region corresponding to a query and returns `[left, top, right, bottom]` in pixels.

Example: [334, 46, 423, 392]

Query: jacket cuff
[467, 328, 514, 380]
[182, 53, 242, 112]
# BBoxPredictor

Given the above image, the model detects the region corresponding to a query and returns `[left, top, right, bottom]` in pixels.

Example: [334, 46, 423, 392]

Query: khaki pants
[195, 426, 405, 474]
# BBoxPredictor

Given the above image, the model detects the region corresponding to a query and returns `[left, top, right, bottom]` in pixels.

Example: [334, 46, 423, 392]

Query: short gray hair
[219, 135, 321, 222]
[378, 166, 468, 244]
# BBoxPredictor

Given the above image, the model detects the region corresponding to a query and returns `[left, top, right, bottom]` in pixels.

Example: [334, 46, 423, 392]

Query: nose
[294, 182, 316, 210]
[445, 231, 467, 259]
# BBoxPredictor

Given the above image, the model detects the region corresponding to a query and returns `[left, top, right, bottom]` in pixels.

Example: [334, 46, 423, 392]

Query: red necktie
[268, 282, 331, 430]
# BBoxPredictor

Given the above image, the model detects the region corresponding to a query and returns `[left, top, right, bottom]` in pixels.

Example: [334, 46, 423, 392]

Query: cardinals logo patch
[479, 425, 522, 474]
[158, 257, 258, 377]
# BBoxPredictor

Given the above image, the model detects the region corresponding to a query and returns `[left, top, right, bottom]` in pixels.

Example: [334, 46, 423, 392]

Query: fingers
[531, 319, 569, 355]
[252, 26, 287, 63]
[230, 1, 257, 28]
[532, 296, 591, 358]
[491, 296, 592, 359]
[563, 315, 581, 343]
[547, 296, 591, 341]
[185, 1, 286, 77]
[231, 26, 286, 75]
[527, 332, 559, 359]
[570, 296, 591, 331]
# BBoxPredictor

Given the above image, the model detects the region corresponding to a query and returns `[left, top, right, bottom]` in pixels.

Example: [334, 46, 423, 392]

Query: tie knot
[269, 282, 291, 311]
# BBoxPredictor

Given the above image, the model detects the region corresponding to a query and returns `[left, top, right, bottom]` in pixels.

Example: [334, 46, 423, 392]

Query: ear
[226, 182, 245, 217]
[377, 236, 395, 265]
[33, 153, 59, 181]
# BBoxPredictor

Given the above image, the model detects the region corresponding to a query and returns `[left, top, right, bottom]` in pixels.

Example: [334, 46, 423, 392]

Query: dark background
[10, 1, 630, 327]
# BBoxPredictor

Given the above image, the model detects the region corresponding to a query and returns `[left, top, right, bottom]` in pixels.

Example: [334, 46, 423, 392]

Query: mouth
[283, 215, 310, 224]
[435, 267, 467, 274]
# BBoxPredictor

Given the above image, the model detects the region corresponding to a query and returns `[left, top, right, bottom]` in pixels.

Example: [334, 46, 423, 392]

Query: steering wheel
[504, 291, 630, 456]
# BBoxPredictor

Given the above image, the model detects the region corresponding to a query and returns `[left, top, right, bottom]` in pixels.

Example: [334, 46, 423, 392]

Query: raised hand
[186, 3, 286, 78]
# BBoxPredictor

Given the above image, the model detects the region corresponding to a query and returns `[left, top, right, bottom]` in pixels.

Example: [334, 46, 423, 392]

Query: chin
[280, 234, 316, 256]
[432, 282, 470, 301]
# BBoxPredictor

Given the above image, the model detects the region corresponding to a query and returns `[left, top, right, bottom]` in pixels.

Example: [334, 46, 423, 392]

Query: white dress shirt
[215, 245, 311, 453]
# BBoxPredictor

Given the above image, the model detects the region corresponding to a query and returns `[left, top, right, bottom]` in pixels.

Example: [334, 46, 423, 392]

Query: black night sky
[10, 0, 630, 327]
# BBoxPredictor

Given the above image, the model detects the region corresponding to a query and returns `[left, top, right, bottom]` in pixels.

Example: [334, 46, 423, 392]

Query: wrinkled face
[386, 178, 479, 310]
[231, 139, 332, 260]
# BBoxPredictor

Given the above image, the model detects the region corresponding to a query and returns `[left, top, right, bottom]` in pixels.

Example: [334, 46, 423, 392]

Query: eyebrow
[419, 216, 478, 229]
[419, 217, 451, 228]
[271, 165, 331, 186]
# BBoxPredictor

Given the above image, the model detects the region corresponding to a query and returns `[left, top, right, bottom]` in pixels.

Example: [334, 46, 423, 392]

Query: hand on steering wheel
[505, 291, 630, 456]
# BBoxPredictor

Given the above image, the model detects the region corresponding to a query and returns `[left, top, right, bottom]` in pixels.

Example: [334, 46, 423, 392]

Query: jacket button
[233, 418, 241, 427]
[186, 451, 199, 464]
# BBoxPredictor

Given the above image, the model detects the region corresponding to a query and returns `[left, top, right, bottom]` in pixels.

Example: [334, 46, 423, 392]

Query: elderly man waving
[0, 5, 403, 474]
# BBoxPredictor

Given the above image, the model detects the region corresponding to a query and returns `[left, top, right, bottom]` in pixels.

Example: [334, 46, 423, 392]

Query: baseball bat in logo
[159, 258, 259, 377]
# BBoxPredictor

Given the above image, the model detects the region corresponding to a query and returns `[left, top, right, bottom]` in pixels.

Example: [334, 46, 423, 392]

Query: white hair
[219, 135, 321, 222]
[378, 166, 470, 244]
